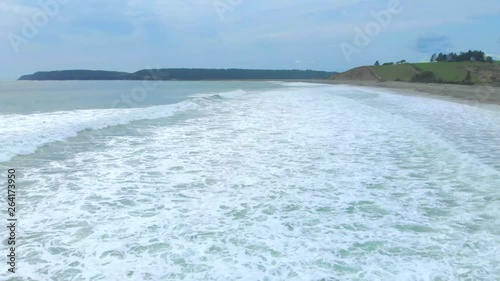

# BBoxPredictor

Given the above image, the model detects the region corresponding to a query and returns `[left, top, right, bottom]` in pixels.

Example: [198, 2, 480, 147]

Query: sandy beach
[301, 80, 500, 106]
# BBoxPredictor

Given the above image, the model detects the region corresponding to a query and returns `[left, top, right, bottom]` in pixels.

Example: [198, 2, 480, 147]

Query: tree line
[374, 60, 406, 66]
[373, 50, 495, 67]
[430, 50, 494, 63]
[19, 69, 336, 81]
[128, 68, 335, 80]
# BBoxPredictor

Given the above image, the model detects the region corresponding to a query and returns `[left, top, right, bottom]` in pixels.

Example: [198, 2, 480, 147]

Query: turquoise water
[1, 81, 499, 280]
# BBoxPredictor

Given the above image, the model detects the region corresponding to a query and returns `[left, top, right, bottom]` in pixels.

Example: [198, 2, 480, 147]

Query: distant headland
[18, 69, 336, 81]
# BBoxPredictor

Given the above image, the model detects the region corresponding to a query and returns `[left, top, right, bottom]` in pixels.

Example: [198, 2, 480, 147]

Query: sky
[0, 0, 499, 80]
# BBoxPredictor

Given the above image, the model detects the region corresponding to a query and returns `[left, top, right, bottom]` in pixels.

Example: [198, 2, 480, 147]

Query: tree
[374, 60, 380, 66]
[447, 52, 457, 62]
[436, 53, 447, 62]
[431, 54, 437, 62]
[486, 56, 494, 63]
[411, 71, 436, 83]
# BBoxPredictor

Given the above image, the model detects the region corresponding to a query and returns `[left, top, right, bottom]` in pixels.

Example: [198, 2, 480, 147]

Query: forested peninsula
[18, 69, 336, 81]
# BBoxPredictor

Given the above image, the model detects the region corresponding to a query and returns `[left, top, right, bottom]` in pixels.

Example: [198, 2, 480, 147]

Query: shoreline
[299, 79, 500, 106]
[7, 78, 500, 106]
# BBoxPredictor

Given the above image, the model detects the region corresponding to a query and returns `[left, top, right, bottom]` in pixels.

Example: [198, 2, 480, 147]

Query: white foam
[4, 84, 500, 280]
[273, 81, 327, 87]
[0, 100, 199, 162]
[210, 89, 247, 99]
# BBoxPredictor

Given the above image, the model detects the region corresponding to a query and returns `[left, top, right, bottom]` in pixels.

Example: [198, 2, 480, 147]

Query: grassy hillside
[372, 64, 417, 82]
[412, 62, 468, 81]
[412, 62, 498, 83]
[369, 62, 500, 85]
[330, 66, 380, 81]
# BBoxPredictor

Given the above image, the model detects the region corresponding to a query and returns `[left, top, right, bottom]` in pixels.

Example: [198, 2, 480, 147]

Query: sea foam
[0, 100, 199, 162]
[3, 83, 500, 280]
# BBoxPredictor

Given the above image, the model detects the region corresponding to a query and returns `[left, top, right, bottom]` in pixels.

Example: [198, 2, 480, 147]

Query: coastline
[300, 79, 500, 106]
[8, 78, 500, 107]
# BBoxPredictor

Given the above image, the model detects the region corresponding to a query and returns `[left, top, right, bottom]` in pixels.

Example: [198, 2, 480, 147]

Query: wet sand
[299, 80, 500, 106]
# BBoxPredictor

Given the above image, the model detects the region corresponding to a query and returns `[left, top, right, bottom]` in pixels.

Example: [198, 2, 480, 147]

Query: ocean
[0, 81, 499, 280]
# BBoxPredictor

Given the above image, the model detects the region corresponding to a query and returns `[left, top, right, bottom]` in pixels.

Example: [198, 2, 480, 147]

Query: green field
[372, 64, 417, 82]
[414, 62, 477, 82]
[371, 62, 500, 84]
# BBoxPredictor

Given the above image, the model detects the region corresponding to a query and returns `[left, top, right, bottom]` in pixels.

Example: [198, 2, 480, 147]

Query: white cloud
[1, 0, 500, 79]
[0, 1, 36, 30]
